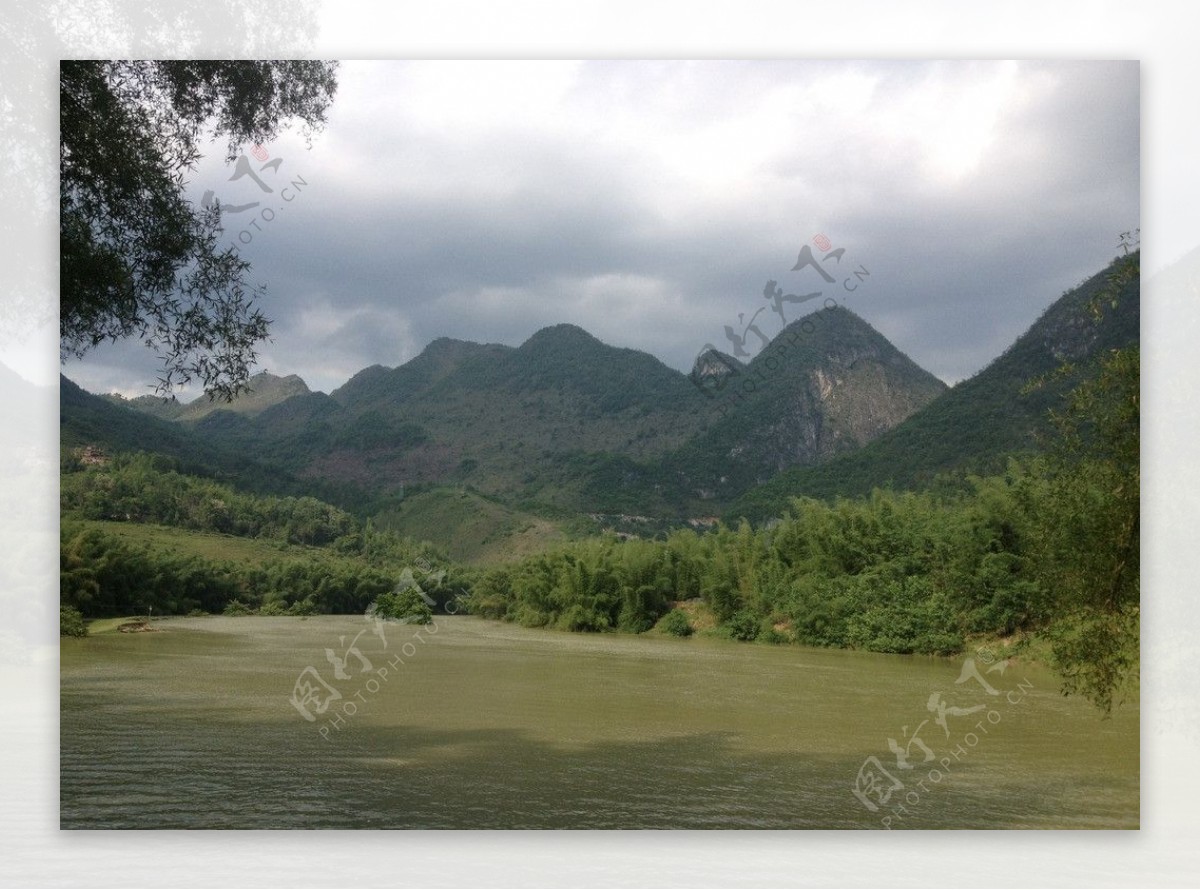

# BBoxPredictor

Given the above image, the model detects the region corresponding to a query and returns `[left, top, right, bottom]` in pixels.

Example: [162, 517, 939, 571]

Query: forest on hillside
[61, 320, 1138, 712]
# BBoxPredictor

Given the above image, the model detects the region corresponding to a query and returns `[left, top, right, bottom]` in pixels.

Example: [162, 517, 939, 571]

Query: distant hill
[330, 323, 711, 464]
[70, 308, 945, 518]
[60, 250, 1144, 554]
[143, 326, 705, 512]
[725, 252, 1141, 521]
[106, 393, 185, 420]
[63, 375, 203, 459]
[110, 370, 310, 422]
[60, 375, 381, 512]
[119, 314, 943, 515]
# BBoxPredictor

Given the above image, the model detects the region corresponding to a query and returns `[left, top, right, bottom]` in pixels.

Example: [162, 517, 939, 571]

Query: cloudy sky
[65, 59, 1139, 398]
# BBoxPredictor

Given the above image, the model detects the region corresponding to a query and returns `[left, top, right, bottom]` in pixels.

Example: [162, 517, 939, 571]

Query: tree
[1030, 250, 1140, 713]
[370, 588, 433, 625]
[60, 60, 338, 399]
[1032, 344, 1139, 713]
[660, 609, 693, 637]
[60, 605, 88, 638]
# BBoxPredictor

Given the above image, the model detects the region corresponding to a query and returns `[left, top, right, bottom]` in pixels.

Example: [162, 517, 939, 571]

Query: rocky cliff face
[807, 354, 947, 457]
[668, 307, 948, 493]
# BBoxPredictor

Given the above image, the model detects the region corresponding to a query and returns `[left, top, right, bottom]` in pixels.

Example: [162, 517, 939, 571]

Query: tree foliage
[59, 451, 463, 620]
[369, 589, 434, 625]
[659, 609, 693, 637]
[60, 60, 338, 399]
[60, 520, 397, 619]
[61, 451, 357, 545]
[464, 456, 1131, 697]
[60, 605, 88, 637]
[1035, 349, 1139, 710]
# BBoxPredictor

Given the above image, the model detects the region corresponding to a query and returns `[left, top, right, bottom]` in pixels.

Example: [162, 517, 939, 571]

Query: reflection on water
[61, 616, 1138, 829]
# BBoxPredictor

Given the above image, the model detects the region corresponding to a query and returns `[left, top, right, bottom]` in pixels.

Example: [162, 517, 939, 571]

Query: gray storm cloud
[65, 59, 1138, 397]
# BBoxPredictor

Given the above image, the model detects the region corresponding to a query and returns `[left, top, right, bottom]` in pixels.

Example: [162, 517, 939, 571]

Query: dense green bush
[61, 452, 358, 545]
[659, 609, 693, 637]
[369, 588, 433, 625]
[61, 520, 407, 619]
[60, 453, 458, 621]
[726, 610, 761, 642]
[759, 624, 789, 645]
[222, 600, 254, 616]
[466, 537, 673, 633]
[60, 605, 88, 637]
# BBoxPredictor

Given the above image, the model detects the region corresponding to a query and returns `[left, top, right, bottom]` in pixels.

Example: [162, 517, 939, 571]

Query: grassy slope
[371, 487, 567, 564]
[69, 518, 327, 564]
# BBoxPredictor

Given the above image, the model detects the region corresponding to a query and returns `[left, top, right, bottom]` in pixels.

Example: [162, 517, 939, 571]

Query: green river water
[60, 615, 1138, 829]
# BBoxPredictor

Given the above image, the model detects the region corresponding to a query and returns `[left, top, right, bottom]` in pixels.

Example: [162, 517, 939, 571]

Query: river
[60, 615, 1138, 829]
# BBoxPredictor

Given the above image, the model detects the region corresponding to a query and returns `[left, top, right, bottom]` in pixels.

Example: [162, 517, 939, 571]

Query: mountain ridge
[95, 308, 948, 516]
[725, 251, 1141, 520]
[59, 251, 1143, 560]
[104, 370, 310, 422]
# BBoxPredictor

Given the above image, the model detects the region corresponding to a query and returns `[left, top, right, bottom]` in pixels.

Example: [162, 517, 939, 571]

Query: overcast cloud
[65, 59, 1139, 398]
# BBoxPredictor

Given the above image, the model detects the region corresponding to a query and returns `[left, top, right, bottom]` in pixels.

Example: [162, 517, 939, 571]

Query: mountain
[218, 324, 716, 507]
[60, 375, 387, 512]
[74, 313, 947, 518]
[203, 317, 943, 513]
[111, 393, 186, 420]
[725, 252, 1141, 521]
[63, 375, 203, 459]
[662, 306, 948, 499]
[60, 252, 1144, 560]
[689, 346, 745, 396]
[331, 323, 709, 460]
[111, 370, 310, 422]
